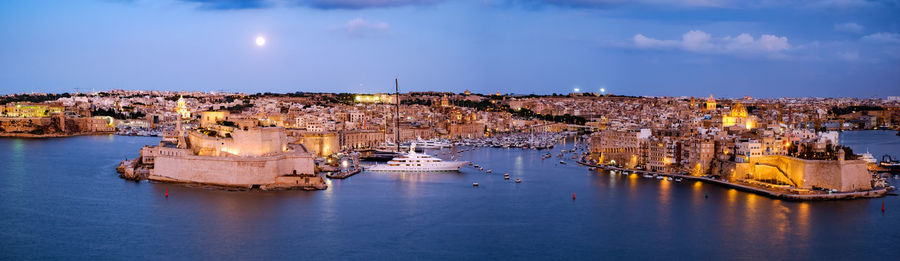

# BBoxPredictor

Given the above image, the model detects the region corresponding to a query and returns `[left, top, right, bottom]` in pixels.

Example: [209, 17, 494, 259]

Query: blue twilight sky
[0, 0, 898, 97]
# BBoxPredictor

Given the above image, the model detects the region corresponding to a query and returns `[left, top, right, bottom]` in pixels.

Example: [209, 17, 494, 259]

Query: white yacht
[368, 144, 468, 172]
[860, 151, 877, 164]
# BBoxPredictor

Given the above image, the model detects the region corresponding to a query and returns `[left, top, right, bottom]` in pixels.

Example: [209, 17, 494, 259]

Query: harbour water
[1, 132, 899, 260]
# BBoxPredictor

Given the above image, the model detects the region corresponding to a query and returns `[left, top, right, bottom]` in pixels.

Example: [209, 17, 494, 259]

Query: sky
[0, 0, 898, 98]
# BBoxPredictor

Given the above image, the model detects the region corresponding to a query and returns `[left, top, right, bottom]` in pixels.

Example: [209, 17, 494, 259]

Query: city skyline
[1, 0, 899, 97]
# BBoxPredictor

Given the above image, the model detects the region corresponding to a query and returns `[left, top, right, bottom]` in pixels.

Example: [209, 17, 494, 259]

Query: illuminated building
[589, 129, 649, 168]
[687, 139, 714, 176]
[722, 102, 756, 129]
[1, 103, 64, 118]
[124, 112, 323, 190]
[354, 94, 385, 103]
[440, 94, 450, 107]
[705, 94, 716, 111]
[176, 96, 191, 119]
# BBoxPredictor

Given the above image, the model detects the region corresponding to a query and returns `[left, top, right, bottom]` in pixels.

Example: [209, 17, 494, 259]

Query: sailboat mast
[395, 78, 400, 153]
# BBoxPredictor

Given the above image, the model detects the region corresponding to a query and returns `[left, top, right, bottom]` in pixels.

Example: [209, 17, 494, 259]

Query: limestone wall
[0, 116, 112, 135]
[231, 127, 286, 156]
[717, 155, 872, 192]
[149, 152, 315, 187]
[187, 127, 287, 157]
[0, 117, 52, 133]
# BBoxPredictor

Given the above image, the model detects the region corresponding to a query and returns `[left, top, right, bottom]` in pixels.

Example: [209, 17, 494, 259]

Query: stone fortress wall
[0, 115, 114, 136]
[149, 151, 315, 188]
[715, 155, 871, 192]
[188, 127, 287, 157]
[139, 125, 320, 189]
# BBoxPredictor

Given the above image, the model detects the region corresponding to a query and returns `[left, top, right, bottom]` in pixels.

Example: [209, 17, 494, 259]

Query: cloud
[520, 0, 730, 9]
[633, 34, 678, 48]
[861, 32, 900, 44]
[179, 0, 271, 10]
[633, 30, 790, 57]
[171, 0, 444, 10]
[343, 18, 390, 37]
[299, 0, 445, 9]
[520, 0, 881, 9]
[682, 30, 712, 51]
[837, 51, 860, 61]
[806, 0, 874, 8]
[834, 22, 864, 33]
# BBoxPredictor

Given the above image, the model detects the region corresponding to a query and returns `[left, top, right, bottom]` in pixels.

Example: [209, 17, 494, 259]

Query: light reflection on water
[0, 133, 898, 259]
[657, 179, 671, 227]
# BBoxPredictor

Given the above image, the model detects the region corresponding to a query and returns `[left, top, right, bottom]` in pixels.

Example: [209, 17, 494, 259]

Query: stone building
[132, 118, 322, 190]
[340, 130, 383, 150]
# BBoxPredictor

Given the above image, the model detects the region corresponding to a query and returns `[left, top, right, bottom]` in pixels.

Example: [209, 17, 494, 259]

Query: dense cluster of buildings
[4, 90, 898, 193]
[583, 94, 898, 193]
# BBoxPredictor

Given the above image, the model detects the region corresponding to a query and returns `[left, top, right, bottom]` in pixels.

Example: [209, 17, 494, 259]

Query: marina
[2, 133, 899, 259]
[4, 0, 900, 259]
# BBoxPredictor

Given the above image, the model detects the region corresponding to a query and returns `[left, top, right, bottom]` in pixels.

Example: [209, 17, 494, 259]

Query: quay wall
[581, 160, 887, 200]
[150, 152, 314, 187]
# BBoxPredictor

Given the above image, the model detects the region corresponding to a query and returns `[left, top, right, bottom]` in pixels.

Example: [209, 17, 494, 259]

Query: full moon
[255, 36, 266, 46]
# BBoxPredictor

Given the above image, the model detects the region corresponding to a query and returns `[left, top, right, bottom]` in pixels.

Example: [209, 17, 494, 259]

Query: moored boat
[368, 144, 468, 172]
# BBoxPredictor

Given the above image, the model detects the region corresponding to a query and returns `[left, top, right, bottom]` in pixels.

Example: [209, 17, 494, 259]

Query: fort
[118, 110, 325, 190]
[712, 152, 873, 192]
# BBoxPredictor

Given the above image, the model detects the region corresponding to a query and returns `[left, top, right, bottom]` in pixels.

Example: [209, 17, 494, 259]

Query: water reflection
[796, 202, 810, 242]
[657, 179, 671, 227]
[2, 135, 898, 260]
[6, 139, 27, 188]
[769, 200, 791, 245]
[690, 181, 704, 217]
[514, 154, 524, 177]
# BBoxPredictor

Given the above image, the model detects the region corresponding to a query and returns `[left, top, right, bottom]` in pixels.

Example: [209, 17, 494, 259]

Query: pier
[326, 168, 362, 179]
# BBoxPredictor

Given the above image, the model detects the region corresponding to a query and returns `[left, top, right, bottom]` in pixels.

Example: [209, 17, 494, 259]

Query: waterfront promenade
[577, 159, 890, 200]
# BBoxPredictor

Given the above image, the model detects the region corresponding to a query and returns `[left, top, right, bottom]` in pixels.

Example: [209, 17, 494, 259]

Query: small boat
[588, 167, 597, 171]
[504, 174, 510, 180]
[486, 169, 492, 173]
[666, 177, 673, 181]
[675, 178, 683, 182]
[473, 182, 479, 187]
[656, 176, 664, 180]
[559, 161, 567, 165]
[643, 174, 652, 178]
[515, 179, 521, 183]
